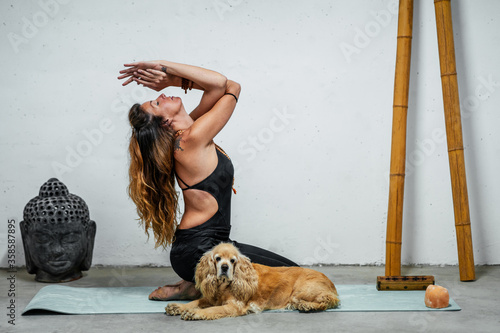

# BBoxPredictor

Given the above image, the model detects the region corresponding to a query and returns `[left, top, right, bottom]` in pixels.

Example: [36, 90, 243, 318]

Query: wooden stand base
[377, 276, 435, 291]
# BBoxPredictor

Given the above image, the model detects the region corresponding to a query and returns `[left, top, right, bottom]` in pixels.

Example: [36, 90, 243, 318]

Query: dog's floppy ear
[231, 252, 258, 302]
[195, 249, 218, 299]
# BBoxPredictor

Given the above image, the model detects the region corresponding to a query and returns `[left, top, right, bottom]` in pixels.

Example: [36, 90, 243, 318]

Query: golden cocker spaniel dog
[165, 243, 340, 320]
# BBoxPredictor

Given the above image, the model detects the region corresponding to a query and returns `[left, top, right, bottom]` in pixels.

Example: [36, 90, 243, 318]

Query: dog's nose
[221, 264, 229, 272]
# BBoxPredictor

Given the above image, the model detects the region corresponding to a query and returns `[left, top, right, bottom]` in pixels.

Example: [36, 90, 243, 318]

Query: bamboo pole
[434, 0, 475, 281]
[385, 0, 414, 277]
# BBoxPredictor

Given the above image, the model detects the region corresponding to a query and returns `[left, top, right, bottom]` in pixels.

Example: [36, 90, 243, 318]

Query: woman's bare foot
[149, 280, 201, 301]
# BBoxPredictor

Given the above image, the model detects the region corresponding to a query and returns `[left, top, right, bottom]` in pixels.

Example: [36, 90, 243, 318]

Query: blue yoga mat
[22, 284, 460, 315]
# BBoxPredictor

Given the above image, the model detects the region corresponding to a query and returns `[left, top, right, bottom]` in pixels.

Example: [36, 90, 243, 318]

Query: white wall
[1, 0, 499, 268]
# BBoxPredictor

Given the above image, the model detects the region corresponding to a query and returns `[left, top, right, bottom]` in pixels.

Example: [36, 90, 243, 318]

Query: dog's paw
[181, 310, 202, 321]
[165, 303, 183, 316]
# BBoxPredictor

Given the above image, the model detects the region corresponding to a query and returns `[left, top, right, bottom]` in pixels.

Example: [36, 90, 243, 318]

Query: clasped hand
[117, 61, 176, 92]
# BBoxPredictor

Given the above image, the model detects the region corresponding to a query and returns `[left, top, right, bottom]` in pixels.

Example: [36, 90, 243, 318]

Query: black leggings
[170, 227, 298, 282]
[231, 240, 299, 267]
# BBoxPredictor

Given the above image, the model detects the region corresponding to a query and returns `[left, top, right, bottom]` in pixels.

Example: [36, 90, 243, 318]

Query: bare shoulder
[173, 128, 197, 156]
[174, 132, 186, 153]
[173, 129, 217, 168]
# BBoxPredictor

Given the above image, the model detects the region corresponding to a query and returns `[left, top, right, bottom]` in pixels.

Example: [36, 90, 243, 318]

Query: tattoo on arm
[174, 137, 184, 151]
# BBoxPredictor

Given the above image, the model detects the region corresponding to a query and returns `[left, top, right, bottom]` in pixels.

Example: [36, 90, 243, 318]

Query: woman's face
[141, 93, 182, 127]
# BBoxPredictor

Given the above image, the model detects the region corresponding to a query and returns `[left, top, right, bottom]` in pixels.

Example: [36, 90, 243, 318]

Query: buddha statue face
[26, 221, 87, 281]
[20, 178, 96, 283]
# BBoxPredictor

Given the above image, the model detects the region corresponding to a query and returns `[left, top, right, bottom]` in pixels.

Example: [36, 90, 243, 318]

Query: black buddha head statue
[20, 178, 96, 282]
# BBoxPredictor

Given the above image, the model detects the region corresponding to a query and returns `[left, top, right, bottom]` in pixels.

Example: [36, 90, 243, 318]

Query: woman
[118, 61, 298, 300]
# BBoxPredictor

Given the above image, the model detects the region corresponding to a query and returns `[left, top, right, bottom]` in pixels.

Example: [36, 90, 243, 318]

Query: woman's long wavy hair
[128, 103, 178, 248]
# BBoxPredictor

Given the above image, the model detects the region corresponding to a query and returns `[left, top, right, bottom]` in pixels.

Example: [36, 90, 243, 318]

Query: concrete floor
[1, 265, 499, 333]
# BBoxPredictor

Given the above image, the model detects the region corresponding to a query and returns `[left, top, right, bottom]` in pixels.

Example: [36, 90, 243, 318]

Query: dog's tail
[289, 291, 340, 312]
[321, 292, 341, 310]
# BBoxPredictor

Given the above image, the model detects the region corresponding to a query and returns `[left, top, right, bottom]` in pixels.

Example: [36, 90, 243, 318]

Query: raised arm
[118, 61, 227, 120]
[118, 60, 241, 146]
[186, 79, 241, 146]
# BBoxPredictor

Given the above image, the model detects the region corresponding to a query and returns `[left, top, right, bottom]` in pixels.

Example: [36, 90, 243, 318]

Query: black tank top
[176, 146, 234, 229]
